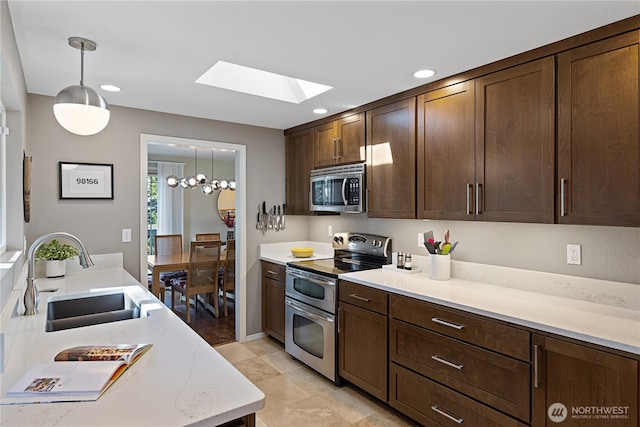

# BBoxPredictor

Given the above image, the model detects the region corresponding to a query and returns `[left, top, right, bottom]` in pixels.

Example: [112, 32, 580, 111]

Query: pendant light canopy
[53, 37, 110, 136]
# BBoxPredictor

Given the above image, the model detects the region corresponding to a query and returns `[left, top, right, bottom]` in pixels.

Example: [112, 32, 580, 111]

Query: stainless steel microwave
[310, 163, 365, 213]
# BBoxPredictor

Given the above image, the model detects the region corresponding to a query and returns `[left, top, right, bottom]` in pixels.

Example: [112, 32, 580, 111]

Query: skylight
[195, 61, 332, 104]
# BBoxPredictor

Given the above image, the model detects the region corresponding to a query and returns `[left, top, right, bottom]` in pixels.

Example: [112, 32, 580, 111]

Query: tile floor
[215, 338, 416, 427]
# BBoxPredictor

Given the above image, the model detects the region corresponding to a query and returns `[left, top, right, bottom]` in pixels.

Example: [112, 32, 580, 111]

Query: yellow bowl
[291, 247, 314, 258]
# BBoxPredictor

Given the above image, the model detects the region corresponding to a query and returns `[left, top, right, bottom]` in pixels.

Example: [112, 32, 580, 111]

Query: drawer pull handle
[431, 355, 464, 370]
[431, 317, 465, 330]
[267, 270, 279, 275]
[431, 405, 464, 424]
[534, 344, 540, 388]
[349, 293, 371, 302]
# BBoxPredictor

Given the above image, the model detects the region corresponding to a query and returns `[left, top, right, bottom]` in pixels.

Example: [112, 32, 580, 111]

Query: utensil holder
[429, 254, 451, 280]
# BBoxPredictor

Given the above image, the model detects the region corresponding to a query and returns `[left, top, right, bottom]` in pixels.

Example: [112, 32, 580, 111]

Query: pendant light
[53, 37, 110, 136]
[201, 150, 215, 195]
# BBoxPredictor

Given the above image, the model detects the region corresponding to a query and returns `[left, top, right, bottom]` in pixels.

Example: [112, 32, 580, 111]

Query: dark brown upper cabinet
[557, 30, 640, 227]
[418, 81, 475, 220]
[366, 99, 417, 218]
[418, 57, 555, 223]
[314, 113, 365, 168]
[285, 127, 314, 215]
[475, 56, 555, 223]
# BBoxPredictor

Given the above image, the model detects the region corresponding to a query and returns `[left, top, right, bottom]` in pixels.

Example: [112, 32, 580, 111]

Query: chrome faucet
[24, 232, 94, 315]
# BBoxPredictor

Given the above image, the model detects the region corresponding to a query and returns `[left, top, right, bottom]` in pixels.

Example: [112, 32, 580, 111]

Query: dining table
[147, 250, 226, 300]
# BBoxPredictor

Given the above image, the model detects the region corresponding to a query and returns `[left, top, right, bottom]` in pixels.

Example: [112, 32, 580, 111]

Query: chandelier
[166, 148, 235, 194]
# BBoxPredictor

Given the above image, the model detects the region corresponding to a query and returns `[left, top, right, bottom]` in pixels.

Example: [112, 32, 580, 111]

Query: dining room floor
[215, 338, 417, 427]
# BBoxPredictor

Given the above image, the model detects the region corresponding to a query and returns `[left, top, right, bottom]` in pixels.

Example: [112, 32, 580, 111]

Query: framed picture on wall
[59, 162, 114, 200]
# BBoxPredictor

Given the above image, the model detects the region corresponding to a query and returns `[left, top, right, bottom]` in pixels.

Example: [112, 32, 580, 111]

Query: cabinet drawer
[390, 319, 530, 422]
[390, 363, 528, 427]
[261, 261, 286, 283]
[390, 294, 529, 361]
[339, 281, 388, 315]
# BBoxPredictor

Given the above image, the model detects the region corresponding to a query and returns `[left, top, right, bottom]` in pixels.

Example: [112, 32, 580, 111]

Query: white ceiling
[7, 1, 640, 133]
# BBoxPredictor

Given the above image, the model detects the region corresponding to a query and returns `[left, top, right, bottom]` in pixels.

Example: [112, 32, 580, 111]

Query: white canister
[429, 254, 451, 280]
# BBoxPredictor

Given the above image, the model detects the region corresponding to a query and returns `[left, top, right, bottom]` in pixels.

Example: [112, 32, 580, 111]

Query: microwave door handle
[342, 178, 348, 206]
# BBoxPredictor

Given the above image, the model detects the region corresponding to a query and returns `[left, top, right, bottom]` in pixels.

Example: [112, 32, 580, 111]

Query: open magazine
[2, 344, 152, 404]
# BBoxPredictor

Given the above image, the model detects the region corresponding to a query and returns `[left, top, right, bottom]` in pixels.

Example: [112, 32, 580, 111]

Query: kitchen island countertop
[0, 255, 264, 426]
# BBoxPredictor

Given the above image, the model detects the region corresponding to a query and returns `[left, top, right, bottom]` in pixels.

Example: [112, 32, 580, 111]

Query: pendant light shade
[54, 37, 110, 136]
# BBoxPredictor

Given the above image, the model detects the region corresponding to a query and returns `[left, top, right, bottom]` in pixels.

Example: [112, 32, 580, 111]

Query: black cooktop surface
[287, 256, 387, 278]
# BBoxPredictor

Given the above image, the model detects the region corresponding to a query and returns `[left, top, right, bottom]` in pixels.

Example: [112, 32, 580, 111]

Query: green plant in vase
[35, 239, 79, 278]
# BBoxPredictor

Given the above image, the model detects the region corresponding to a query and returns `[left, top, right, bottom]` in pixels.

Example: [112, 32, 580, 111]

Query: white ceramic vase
[45, 260, 66, 278]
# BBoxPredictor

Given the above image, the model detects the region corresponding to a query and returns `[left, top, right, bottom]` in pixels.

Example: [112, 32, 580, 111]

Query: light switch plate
[417, 232, 423, 247]
[122, 228, 132, 243]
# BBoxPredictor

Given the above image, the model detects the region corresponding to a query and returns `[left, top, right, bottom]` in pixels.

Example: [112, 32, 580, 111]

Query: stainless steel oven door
[285, 267, 336, 314]
[285, 297, 336, 382]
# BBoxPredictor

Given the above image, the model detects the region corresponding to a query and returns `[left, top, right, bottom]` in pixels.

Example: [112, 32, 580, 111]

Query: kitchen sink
[45, 289, 145, 332]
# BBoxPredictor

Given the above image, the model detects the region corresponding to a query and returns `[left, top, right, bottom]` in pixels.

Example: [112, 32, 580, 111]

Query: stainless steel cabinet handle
[338, 306, 343, 333]
[560, 178, 567, 217]
[332, 138, 337, 160]
[534, 344, 540, 388]
[475, 182, 482, 214]
[337, 138, 343, 159]
[431, 317, 465, 330]
[430, 405, 464, 424]
[431, 355, 464, 370]
[466, 183, 473, 215]
[267, 270, 279, 276]
[349, 293, 371, 302]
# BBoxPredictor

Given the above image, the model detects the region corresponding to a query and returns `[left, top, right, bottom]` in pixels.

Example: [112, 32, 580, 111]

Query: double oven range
[285, 232, 392, 383]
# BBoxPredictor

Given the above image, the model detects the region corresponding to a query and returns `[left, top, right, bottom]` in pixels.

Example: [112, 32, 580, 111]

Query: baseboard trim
[245, 332, 267, 342]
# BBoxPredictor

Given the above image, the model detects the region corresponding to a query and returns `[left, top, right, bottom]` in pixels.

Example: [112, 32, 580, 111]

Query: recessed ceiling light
[196, 61, 332, 104]
[100, 84, 121, 92]
[313, 108, 328, 114]
[413, 69, 436, 79]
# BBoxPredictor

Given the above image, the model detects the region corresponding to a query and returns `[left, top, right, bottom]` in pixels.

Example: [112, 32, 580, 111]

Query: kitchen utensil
[441, 243, 452, 255]
[423, 231, 434, 244]
[261, 201, 267, 234]
[449, 241, 459, 253]
[276, 205, 281, 231]
[444, 229, 450, 244]
[281, 204, 286, 230]
[424, 241, 436, 254]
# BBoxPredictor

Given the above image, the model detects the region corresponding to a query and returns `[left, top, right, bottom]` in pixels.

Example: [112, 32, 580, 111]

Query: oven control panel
[332, 232, 391, 258]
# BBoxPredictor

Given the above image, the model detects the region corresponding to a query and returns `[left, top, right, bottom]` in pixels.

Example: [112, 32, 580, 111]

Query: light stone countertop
[259, 241, 334, 265]
[0, 255, 264, 426]
[339, 254, 640, 356]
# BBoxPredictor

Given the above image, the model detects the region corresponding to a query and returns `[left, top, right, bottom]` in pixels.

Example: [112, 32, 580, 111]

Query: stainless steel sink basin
[46, 290, 144, 332]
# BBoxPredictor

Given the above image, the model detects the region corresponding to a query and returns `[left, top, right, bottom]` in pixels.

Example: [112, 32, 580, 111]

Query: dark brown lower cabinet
[338, 281, 388, 401]
[532, 335, 638, 426]
[261, 261, 285, 343]
[389, 363, 528, 426]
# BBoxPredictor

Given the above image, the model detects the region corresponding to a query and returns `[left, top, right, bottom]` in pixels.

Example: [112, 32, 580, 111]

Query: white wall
[25, 93, 309, 335]
[308, 215, 640, 285]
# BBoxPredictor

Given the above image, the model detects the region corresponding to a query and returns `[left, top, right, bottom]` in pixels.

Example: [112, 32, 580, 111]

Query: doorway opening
[139, 134, 247, 343]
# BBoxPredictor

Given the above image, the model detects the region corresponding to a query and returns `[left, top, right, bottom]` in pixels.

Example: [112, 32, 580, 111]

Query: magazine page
[54, 344, 152, 364]
[3, 361, 125, 403]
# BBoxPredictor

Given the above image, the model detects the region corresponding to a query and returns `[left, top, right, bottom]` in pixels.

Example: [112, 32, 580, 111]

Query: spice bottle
[404, 253, 412, 270]
[397, 252, 404, 269]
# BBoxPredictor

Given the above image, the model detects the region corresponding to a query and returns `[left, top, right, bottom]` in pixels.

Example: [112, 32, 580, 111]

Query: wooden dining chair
[195, 233, 221, 241]
[171, 240, 222, 323]
[219, 239, 235, 317]
[154, 234, 185, 301]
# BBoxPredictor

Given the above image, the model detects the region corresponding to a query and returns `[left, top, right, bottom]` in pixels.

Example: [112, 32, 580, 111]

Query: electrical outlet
[328, 225, 333, 237]
[418, 232, 424, 247]
[122, 228, 132, 243]
[567, 244, 581, 265]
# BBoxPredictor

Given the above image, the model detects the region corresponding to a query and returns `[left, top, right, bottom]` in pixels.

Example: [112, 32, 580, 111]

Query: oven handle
[285, 298, 335, 323]
[286, 268, 337, 287]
